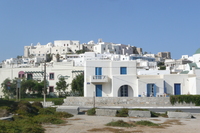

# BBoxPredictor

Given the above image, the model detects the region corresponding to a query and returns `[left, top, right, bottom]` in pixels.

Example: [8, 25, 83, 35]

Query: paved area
[44, 113, 200, 133]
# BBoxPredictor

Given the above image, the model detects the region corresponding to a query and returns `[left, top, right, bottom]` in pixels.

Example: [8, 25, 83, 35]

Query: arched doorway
[118, 85, 133, 97]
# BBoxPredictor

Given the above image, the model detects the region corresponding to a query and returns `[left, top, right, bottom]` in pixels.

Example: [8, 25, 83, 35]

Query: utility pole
[43, 60, 46, 107]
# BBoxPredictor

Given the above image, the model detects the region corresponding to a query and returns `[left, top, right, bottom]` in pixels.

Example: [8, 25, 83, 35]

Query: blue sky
[0, 0, 200, 62]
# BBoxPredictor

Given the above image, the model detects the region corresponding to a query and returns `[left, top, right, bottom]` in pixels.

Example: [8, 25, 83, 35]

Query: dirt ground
[43, 113, 200, 133]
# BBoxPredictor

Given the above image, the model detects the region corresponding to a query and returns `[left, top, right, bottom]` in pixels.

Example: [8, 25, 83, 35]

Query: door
[95, 67, 102, 79]
[147, 84, 156, 97]
[96, 85, 102, 97]
[174, 84, 181, 95]
[120, 85, 128, 97]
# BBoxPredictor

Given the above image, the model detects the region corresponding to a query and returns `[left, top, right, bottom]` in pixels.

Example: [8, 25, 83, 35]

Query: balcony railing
[90, 75, 108, 83]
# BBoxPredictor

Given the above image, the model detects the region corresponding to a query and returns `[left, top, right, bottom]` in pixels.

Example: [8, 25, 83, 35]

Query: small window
[49, 86, 54, 92]
[120, 67, 127, 75]
[49, 73, 54, 80]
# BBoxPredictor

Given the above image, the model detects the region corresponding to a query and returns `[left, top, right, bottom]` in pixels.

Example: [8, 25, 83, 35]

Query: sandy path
[43, 113, 200, 133]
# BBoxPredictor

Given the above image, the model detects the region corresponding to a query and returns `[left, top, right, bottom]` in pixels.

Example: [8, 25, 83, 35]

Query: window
[27, 74, 33, 80]
[120, 67, 127, 75]
[120, 85, 128, 97]
[49, 73, 54, 80]
[49, 86, 54, 92]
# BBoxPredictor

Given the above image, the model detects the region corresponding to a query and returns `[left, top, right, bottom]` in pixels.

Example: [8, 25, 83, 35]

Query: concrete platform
[167, 111, 192, 118]
[96, 109, 117, 117]
[128, 110, 151, 117]
[56, 106, 79, 115]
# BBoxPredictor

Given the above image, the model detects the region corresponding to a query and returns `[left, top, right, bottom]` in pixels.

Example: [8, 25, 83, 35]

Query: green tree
[46, 53, 52, 62]
[21, 79, 36, 95]
[55, 53, 60, 62]
[1, 78, 17, 98]
[55, 77, 69, 97]
[71, 74, 84, 96]
[76, 49, 86, 54]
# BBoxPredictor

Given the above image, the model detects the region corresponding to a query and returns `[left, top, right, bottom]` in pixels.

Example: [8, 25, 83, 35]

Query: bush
[39, 107, 56, 115]
[22, 124, 45, 133]
[135, 120, 159, 126]
[16, 101, 38, 116]
[34, 115, 65, 124]
[53, 99, 64, 105]
[116, 108, 129, 117]
[0, 117, 45, 133]
[31, 101, 43, 110]
[55, 112, 73, 118]
[170, 95, 200, 106]
[87, 108, 96, 115]
[106, 120, 134, 127]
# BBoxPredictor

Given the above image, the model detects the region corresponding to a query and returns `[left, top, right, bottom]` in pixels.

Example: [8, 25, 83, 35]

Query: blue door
[147, 84, 151, 97]
[96, 85, 102, 97]
[147, 84, 156, 97]
[174, 84, 181, 95]
[95, 67, 102, 79]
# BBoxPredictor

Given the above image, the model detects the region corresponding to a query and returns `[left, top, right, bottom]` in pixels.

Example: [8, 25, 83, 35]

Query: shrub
[150, 111, 160, 117]
[131, 108, 149, 111]
[55, 112, 73, 118]
[16, 101, 38, 116]
[135, 120, 159, 126]
[106, 120, 134, 127]
[87, 108, 96, 115]
[34, 115, 65, 124]
[22, 124, 45, 133]
[39, 107, 56, 115]
[53, 99, 64, 105]
[116, 108, 129, 117]
[170, 95, 200, 106]
[31, 101, 43, 110]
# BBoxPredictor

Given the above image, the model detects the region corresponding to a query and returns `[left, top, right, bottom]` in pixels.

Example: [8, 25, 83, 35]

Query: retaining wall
[63, 97, 195, 107]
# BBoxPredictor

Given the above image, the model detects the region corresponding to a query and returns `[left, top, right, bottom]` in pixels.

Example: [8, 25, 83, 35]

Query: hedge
[170, 95, 200, 106]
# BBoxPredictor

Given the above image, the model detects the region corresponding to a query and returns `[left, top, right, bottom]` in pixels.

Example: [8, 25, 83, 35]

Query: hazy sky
[0, 0, 200, 61]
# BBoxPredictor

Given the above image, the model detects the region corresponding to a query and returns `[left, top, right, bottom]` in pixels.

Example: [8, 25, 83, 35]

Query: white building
[84, 60, 200, 97]
[0, 60, 83, 97]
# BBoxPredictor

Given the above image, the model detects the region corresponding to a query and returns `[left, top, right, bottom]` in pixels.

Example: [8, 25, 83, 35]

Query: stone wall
[63, 97, 195, 107]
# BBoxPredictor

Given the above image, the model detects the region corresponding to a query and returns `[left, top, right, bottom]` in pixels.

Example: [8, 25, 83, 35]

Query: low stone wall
[63, 97, 195, 107]
[167, 111, 192, 118]
[128, 110, 151, 117]
[96, 109, 117, 117]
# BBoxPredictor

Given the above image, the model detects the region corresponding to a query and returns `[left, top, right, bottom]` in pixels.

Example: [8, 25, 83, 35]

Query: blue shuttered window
[120, 67, 127, 75]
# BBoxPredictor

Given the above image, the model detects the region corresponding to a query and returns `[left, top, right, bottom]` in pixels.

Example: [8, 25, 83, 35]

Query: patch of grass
[39, 107, 56, 115]
[151, 119, 161, 121]
[87, 108, 96, 115]
[54, 112, 74, 118]
[106, 120, 134, 127]
[53, 99, 64, 105]
[175, 109, 183, 112]
[88, 127, 134, 133]
[135, 120, 160, 126]
[0, 117, 45, 133]
[34, 115, 65, 124]
[162, 119, 182, 125]
[151, 111, 168, 117]
[131, 108, 149, 111]
[116, 108, 129, 117]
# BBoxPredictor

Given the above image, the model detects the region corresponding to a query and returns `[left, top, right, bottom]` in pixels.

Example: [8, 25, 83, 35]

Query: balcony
[90, 75, 108, 83]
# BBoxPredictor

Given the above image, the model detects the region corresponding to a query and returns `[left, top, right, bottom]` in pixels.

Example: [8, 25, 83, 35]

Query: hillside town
[0, 39, 199, 98]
